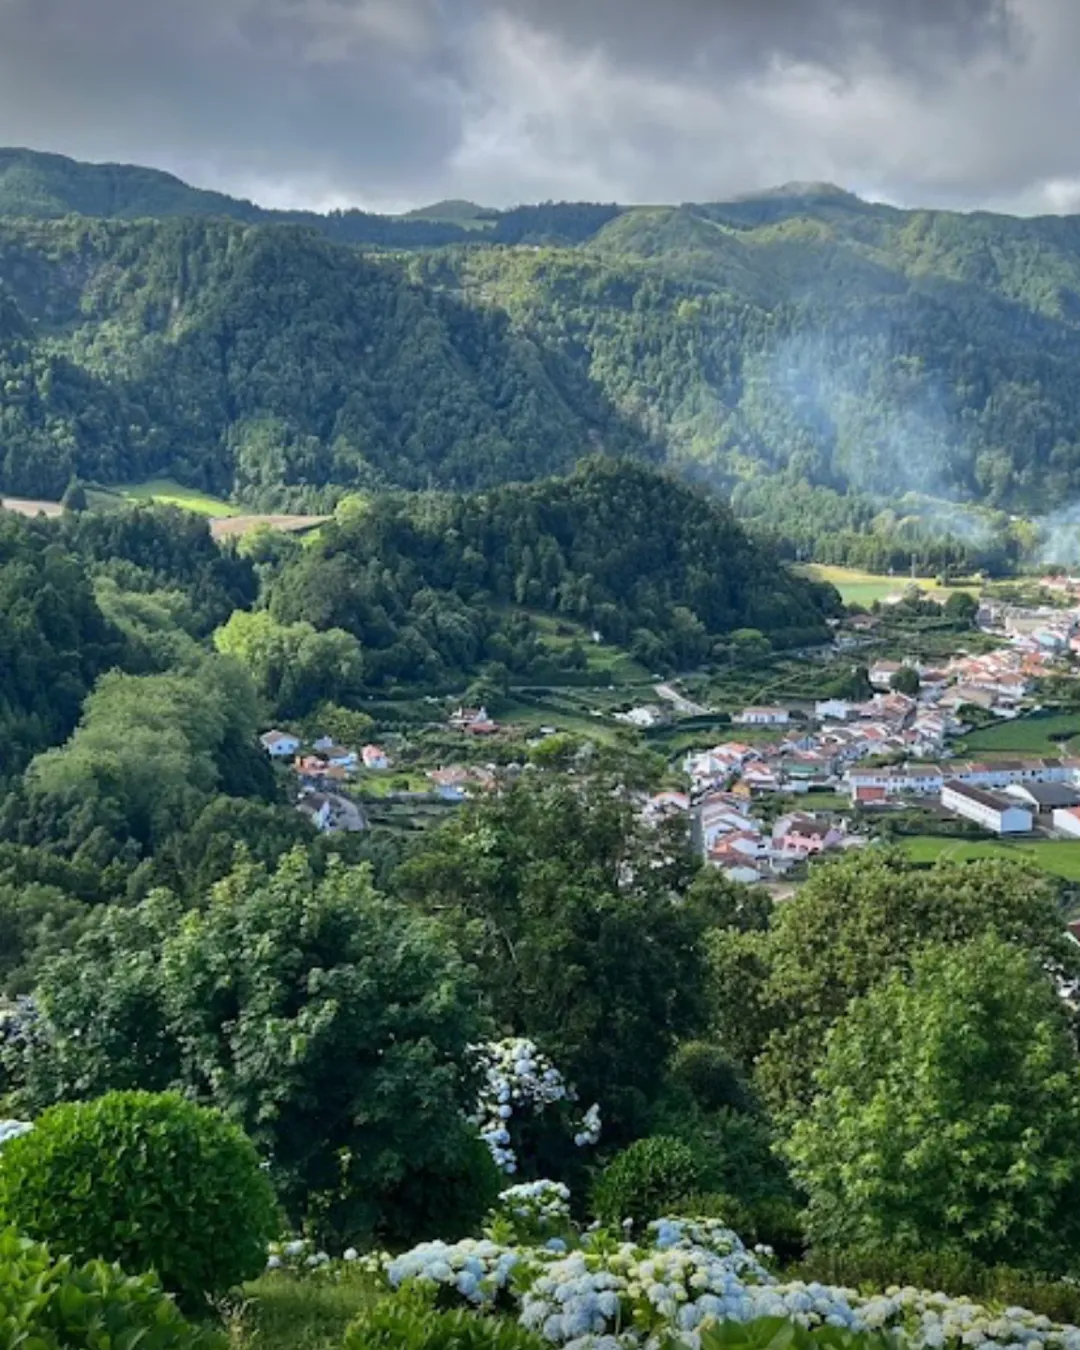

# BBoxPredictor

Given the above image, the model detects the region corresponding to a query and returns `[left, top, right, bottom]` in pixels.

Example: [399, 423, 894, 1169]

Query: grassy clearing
[800, 564, 977, 607]
[957, 713, 1080, 758]
[237, 1273, 378, 1350]
[113, 478, 239, 517]
[901, 834, 1080, 882]
[505, 610, 652, 685]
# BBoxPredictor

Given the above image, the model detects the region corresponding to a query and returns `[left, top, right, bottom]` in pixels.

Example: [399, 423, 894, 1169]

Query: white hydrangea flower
[0, 1120, 32, 1149]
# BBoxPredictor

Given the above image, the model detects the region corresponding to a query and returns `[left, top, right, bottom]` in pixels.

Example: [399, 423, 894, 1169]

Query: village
[254, 578, 1080, 887]
[660, 584, 1080, 885]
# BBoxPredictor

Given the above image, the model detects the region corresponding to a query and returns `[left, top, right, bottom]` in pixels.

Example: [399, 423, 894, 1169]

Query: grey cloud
[489, 0, 1016, 80]
[0, 0, 1073, 212]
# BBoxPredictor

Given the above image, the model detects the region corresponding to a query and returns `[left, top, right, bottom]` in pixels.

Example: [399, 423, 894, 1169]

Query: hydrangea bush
[384, 1210, 1080, 1350]
[486, 1182, 573, 1246]
[470, 1039, 601, 1175]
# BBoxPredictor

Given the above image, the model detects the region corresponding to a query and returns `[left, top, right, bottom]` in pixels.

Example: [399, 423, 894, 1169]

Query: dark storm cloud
[0, 0, 1071, 211]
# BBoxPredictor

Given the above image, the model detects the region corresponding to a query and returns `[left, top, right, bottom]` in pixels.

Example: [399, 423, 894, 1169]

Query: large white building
[940, 781, 1033, 835]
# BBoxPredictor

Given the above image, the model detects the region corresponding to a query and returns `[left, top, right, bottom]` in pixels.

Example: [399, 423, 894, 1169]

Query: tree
[397, 775, 707, 1141]
[60, 478, 88, 513]
[18, 850, 488, 1245]
[213, 610, 363, 719]
[786, 935, 1080, 1272]
[889, 665, 921, 696]
[944, 590, 979, 626]
[753, 850, 1077, 1117]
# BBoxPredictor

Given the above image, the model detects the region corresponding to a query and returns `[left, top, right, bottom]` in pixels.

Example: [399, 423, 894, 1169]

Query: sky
[1, 0, 1078, 215]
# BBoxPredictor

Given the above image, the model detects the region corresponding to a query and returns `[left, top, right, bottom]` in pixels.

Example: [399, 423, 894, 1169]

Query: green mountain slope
[7, 148, 1080, 517]
[413, 193, 1080, 511]
[0, 217, 645, 505]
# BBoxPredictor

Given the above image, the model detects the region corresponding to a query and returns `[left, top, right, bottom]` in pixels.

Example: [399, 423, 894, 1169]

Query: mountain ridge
[7, 147, 1080, 542]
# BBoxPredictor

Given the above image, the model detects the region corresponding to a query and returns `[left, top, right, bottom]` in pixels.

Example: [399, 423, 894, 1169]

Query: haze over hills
[5, 146, 1080, 555]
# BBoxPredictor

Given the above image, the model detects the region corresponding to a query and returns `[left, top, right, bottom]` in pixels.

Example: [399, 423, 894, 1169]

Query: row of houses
[848, 756, 1079, 805]
[260, 729, 392, 772]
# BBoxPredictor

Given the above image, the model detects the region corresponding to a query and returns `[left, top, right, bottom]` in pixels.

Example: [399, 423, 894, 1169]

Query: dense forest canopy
[7, 150, 1080, 533]
[265, 458, 840, 683]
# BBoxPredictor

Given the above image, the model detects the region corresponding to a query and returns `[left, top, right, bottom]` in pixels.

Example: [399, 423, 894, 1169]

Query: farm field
[92, 481, 329, 539]
[957, 713, 1080, 758]
[111, 478, 239, 516]
[800, 563, 978, 607]
[0, 494, 63, 519]
[901, 834, 1080, 882]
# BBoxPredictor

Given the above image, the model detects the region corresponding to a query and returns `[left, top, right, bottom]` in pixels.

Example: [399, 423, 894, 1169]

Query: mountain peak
[737, 181, 858, 202]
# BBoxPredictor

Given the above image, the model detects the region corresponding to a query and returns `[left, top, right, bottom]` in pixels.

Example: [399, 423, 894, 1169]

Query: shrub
[797, 1245, 1080, 1326]
[678, 1191, 807, 1263]
[346, 1294, 547, 1350]
[369, 1126, 503, 1248]
[0, 1227, 221, 1350]
[485, 1180, 572, 1245]
[669, 1042, 753, 1113]
[698, 1317, 902, 1350]
[590, 1135, 700, 1228]
[0, 1091, 279, 1308]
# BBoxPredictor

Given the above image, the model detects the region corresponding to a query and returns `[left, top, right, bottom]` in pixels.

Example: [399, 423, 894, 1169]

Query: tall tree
[786, 934, 1080, 1272]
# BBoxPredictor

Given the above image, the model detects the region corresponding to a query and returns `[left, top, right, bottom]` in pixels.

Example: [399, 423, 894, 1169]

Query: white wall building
[1054, 806, 1080, 839]
[732, 707, 791, 727]
[940, 781, 1033, 835]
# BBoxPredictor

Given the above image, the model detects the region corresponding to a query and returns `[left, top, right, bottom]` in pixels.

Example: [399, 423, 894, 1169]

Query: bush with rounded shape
[669, 1042, 753, 1114]
[0, 1227, 221, 1350]
[591, 1135, 700, 1229]
[0, 1091, 279, 1307]
[346, 1294, 547, 1350]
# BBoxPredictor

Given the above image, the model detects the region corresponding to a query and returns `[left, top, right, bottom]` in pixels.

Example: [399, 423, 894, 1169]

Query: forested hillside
[9, 151, 1080, 529]
[263, 457, 839, 686]
[0, 217, 644, 504]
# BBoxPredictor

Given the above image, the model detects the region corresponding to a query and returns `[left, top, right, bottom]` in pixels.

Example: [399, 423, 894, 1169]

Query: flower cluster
[849, 1287, 1080, 1350]
[574, 1104, 603, 1150]
[521, 1250, 631, 1345]
[387, 1238, 525, 1310]
[265, 1237, 334, 1274]
[520, 1220, 779, 1344]
[0, 1120, 32, 1150]
[488, 1181, 573, 1244]
[264, 1236, 366, 1282]
[470, 1038, 602, 1173]
[386, 1217, 1080, 1350]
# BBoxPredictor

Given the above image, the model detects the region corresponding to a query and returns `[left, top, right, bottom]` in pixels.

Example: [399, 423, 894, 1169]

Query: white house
[815, 699, 852, 722]
[362, 744, 390, 770]
[869, 660, 904, 690]
[1054, 806, 1080, 839]
[615, 706, 664, 729]
[261, 730, 301, 758]
[940, 781, 1033, 835]
[733, 707, 791, 727]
